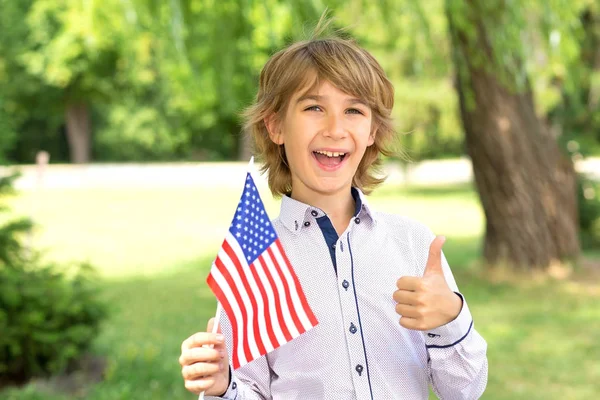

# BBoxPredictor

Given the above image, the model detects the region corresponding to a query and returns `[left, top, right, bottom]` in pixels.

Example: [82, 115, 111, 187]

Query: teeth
[315, 150, 346, 157]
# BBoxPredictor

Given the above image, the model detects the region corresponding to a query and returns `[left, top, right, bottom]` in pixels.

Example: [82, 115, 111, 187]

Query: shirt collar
[278, 187, 377, 234]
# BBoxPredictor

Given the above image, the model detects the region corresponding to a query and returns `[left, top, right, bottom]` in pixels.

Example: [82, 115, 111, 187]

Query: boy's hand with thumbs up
[393, 236, 463, 331]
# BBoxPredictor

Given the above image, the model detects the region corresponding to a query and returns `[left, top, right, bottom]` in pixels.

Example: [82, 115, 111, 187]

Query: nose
[323, 113, 347, 140]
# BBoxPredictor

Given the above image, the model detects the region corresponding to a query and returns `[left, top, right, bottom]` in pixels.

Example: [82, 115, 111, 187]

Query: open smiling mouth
[313, 150, 347, 167]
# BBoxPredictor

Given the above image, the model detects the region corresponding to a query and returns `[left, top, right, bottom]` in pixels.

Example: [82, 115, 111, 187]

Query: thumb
[424, 235, 446, 277]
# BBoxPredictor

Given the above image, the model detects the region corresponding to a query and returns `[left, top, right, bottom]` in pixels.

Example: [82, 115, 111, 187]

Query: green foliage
[0, 174, 107, 385]
[0, 261, 107, 385]
[0, 0, 599, 162]
[577, 173, 600, 248]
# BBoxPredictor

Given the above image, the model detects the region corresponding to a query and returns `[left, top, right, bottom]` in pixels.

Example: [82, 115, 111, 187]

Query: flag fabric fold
[206, 172, 318, 370]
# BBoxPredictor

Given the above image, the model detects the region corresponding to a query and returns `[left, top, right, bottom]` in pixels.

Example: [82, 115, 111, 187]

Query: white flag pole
[199, 156, 255, 400]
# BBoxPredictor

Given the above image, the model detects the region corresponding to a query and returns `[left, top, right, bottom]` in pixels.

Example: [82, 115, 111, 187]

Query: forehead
[291, 75, 364, 103]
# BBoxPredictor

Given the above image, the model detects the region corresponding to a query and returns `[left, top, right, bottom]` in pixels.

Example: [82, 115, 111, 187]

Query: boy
[179, 30, 488, 399]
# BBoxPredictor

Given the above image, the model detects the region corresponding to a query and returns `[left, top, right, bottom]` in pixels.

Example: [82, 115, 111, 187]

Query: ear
[367, 125, 377, 146]
[264, 114, 284, 145]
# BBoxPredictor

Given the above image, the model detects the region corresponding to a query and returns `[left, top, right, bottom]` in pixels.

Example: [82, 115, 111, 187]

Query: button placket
[336, 233, 370, 398]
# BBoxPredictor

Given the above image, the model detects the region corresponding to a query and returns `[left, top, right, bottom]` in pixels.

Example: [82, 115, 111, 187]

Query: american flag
[206, 173, 318, 370]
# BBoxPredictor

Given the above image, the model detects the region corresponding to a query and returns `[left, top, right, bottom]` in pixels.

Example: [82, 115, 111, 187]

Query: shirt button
[311, 210, 318, 217]
[355, 364, 364, 376]
[354, 217, 361, 224]
[303, 221, 310, 227]
[232, 382, 237, 389]
[332, 243, 336, 250]
[349, 323, 357, 334]
[342, 280, 349, 290]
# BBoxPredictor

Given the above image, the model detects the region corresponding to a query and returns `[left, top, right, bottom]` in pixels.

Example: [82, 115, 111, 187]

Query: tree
[445, 0, 580, 269]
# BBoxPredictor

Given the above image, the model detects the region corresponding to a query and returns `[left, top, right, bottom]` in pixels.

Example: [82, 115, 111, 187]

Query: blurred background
[0, 0, 599, 399]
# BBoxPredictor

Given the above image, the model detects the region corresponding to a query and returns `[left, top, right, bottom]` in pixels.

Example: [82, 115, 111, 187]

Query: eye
[304, 105, 322, 112]
[346, 108, 364, 115]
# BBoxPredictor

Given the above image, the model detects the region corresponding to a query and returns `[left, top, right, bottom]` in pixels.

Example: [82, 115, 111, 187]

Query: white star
[260, 210, 264, 215]
[244, 235, 248, 240]
[245, 200, 249, 205]
[236, 215, 241, 220]
[236, 224, 241, 229]
[244, 209, 249, 214]
[246, 184, 250, 188]
[236, 232, 241, 237]
[259, 244, 263, 249]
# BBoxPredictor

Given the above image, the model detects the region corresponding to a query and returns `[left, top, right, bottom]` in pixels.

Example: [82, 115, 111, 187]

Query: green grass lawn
[2, 181, 599, 399]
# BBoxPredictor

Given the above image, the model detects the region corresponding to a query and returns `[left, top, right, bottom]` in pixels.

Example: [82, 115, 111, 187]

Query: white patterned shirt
[208, 188, 488, 399]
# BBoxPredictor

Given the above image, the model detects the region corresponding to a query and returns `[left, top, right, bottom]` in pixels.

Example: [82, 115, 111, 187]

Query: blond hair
[243, 23, 395, 197]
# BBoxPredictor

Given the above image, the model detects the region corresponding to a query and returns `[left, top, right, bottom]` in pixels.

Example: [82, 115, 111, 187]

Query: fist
[393, 236, 462, 331]
[179, 318, 231, 395]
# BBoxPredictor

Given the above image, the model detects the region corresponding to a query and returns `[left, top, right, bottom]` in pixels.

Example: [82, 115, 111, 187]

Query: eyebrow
[296, 94, 368, 107]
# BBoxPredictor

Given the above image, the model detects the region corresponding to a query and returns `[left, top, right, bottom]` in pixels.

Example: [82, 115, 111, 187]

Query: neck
[290, 186, 355, 235]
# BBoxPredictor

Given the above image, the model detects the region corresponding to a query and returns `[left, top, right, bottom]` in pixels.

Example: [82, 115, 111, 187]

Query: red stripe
[213, 255, 251, 367]
[253, 255, 281, 349]
[267, 246, 303, 334]
[275, 240, 318, 327]
[222, 240, 267, 358]
[261, 249, 292, 342]
[206, 272, 241, 370]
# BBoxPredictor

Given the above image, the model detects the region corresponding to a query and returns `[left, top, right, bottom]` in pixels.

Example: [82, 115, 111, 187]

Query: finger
[184, 376, 217, 394]
[394, 303, 419, 318]
[396, 276, 421, 291]
[399, 316, 422, 330]
[392, 289, 417, 306]
[179, 347, 224, 367]
[181, 331, 225, 351]
[182, 361, 222, 381]
[424, 235, 446, 277]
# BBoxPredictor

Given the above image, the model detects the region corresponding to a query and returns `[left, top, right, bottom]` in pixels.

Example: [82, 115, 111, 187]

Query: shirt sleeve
[418, 228, 488, 399]
[204, 309, 272, 400]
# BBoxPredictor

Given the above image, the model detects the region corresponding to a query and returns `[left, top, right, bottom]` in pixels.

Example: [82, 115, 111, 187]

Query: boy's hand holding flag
[180, 158, 318, 398]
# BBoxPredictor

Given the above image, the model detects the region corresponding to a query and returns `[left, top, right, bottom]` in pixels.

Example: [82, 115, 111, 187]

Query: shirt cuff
[424, 292, 474, 349]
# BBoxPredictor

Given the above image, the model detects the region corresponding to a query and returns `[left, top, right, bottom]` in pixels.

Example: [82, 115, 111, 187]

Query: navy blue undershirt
[315, 188, 362, 274]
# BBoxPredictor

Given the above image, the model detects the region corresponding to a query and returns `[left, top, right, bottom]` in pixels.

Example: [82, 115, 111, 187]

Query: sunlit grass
[3, 182, 599, 399]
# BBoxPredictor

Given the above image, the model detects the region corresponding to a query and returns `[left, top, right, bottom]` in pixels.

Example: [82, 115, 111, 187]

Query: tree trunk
[446, 0, 580, 269]
[65, 103, 91, 164]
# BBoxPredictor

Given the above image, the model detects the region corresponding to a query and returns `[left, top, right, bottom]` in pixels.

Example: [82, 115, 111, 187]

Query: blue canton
[229, 173, 277, 265]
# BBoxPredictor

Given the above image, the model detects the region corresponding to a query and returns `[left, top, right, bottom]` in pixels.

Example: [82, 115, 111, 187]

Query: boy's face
[267, 80, 375, 199]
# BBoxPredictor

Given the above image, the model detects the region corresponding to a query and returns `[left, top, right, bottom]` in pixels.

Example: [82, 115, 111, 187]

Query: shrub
[0, 173, 107, 386]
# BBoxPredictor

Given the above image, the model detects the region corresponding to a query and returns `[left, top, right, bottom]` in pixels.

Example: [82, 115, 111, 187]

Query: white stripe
[262, 247, 301, 338]
[225, 233, 274, 357]
[221, 234, 261, 360]
[270, 245, 314, 330]
[209, 264, 248, 367]
[253, 256, 287, 347]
